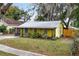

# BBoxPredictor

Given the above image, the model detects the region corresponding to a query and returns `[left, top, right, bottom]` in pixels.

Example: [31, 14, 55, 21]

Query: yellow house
[15, 21, 64, 39]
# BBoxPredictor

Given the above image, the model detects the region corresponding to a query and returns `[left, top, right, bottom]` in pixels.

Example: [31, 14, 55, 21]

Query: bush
[71, 21, 79, 28]
[0, 25, 7, 33]
[29, 32, 41, 38]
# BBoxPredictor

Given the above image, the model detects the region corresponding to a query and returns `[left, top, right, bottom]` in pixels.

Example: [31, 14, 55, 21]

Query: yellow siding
[56, 22, 63, 38]
[40, 29, 45, 35]
[19, 28, 57, 38]
[20, 28, 23, 37]
[23, 29, 25, 37]
[28, 28, 55, 38]
[37, 29, 41, 34]
[28, 28, 34, 33]
[52, 30, 55, 37]
[47, 29, 52, 37]
[60, 23, 64, 35]
[28, 28, 31, 33]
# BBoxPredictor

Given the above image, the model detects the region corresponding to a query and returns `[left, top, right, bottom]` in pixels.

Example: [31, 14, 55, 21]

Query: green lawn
[0, 38, 73, 56]
[0, 51, 16, 56]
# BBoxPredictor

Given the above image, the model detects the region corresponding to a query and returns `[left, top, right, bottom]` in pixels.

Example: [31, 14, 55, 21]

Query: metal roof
[17, 21, 61, 29]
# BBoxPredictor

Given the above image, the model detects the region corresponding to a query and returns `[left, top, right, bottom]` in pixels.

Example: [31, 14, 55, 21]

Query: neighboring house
[0, 18, 22, 34]
[15, 21, 64, 38]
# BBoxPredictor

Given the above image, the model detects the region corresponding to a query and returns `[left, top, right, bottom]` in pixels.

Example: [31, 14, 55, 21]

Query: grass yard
[0, 38, 73, 56]
[0, 51, 16, 56]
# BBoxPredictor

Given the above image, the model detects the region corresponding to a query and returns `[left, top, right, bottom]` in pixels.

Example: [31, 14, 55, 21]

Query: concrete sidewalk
[0, 44, 45, 56]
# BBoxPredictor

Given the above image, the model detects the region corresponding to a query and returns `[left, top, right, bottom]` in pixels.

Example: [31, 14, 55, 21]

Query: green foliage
[0, 3, 12, 15]
[29, 32, 41, 38]
[71, 21, 79, 28]
[71, 39, 79, 55]
[36, 16, 45, 21]
[60, 10, 67, 20]
[0, 25, 6, 33]
[5, 6, 27, 20]
[70, 5, 79, 20]
[0, 3, 3, 7]
[75, 21, 79, 28]
[70, 6, 79, 28]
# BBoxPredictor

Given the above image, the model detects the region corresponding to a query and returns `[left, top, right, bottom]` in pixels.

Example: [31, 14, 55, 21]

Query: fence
[64, 28, 75, 38]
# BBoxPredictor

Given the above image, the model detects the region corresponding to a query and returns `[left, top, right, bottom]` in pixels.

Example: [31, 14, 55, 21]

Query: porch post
[23, 28, 25, 37]
[20, 28, 23, 37]
[15, 28, 17, 35]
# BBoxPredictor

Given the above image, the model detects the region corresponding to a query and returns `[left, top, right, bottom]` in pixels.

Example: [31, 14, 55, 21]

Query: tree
[36, 3, 55, 21]
[0, 3, 12, 15]
[5, 6, 24, 20]
[0, 25, 6, 33]
[0, 3, 29, 21]
[0, 3, 12, 19]
[20, 10, 28, 21]
[36, 16, 44, 21]
[70, 4, 79, 28]
[36, 3, 77, 28]
[0, 3, 3, 7]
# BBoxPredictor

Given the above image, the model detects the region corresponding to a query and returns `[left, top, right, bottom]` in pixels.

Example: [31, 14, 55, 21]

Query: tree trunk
[0, 3, 12, 15]
[61, 17, 71, 29]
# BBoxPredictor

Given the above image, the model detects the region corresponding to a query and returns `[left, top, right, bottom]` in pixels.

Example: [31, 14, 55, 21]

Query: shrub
[71, 21, 79, 28]
[29, 32, 41, 38]
[0, 25, 7, 33]
[42, 33, 47, 39]
[71, 39, 79, 56]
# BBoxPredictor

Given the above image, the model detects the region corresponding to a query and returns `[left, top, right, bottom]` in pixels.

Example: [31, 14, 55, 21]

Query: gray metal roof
[17, 21, 61, 29]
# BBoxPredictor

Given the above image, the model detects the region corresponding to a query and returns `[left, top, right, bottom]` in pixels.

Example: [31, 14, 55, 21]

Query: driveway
[0, 35, 45, 56]
[0, 35, 19, 40]
[0, 44, 45, 56]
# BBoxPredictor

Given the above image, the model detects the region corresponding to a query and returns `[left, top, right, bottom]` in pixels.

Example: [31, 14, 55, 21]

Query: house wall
[37, 29, 41, 34]
[7, 26, 18, 34]
[0, 20, 8, 26]
[47, 29, 55, 38]
[28, 28, 34, 33]
[19, 28, 55, 38]
[0, 22, 5, 25]
[55, 22, 64, 38]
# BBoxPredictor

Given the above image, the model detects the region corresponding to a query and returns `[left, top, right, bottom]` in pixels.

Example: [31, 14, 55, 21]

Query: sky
[12, 3, 33, 11]
[13, 3, 37, 15]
